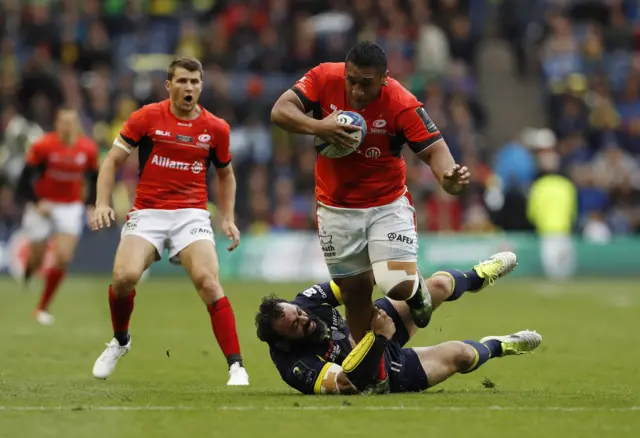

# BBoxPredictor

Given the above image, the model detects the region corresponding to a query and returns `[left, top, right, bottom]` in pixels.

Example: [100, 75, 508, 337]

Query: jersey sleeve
[24, 139, 48, 166]
[291, 281, 343, 310]
[397, 105, 444, 153]
[117, 107, 149, 151]
[291, 65, 324, 113]
[271, 349, 338, 395]
[209, 119, 232, 168]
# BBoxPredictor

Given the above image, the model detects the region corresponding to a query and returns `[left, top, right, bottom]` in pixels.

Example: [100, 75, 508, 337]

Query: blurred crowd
[0, 0, 639, 238]
[493, 0, 640, 239]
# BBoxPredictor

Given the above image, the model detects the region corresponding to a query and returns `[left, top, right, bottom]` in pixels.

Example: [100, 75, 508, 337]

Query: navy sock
[461, 340, 493, 373]
[437, 270, 485, 301]
[483, 339, 503, 358]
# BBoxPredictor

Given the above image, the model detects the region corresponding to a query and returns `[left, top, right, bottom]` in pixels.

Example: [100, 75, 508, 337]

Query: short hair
[255, 294, 289, 345]
[345, 41, 387, 75]
[167, 57, 203, 81]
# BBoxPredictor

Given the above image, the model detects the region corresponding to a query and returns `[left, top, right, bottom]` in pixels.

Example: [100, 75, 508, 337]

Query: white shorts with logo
[121, 208, 214, 264]
[22, 202, 85, 242]
[316, 194, 418, 278]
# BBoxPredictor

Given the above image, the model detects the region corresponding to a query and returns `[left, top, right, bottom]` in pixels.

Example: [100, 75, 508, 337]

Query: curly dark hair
[255, 294, 289, 345]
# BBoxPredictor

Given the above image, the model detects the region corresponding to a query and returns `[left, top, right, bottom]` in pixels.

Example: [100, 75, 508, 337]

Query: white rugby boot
[34, 310, 55, 326]
[92, 337, 131, 379]
[227, 362, 250, 386]
[472, 251, 518, 291]
[480, 330, 542, 356]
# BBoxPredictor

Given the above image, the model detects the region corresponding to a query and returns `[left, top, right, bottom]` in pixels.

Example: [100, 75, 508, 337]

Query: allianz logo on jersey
[151, 155, 204, 174]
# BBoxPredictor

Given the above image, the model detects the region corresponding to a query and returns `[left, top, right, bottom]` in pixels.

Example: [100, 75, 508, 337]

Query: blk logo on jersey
[155, 130, 171, 137]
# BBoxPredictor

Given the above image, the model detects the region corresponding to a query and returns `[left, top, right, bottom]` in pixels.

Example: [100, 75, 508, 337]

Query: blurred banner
[1, 230, 638, 281]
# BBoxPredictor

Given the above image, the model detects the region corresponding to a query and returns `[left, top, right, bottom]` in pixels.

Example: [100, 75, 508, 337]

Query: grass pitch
[0, 275, 638, 437]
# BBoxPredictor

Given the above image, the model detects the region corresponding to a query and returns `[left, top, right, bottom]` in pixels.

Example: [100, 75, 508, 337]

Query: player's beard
[297, 311, 329, 345]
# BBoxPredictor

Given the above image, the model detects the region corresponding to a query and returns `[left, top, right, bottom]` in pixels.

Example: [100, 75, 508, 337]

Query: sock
[207, 297, 242, 367]
[36, 268, 66, 311]
[435, 270, 485, 301]
[483, 339, 503, 358]
[109, 285, 135, 346]
[376, 356, 387, 381]
[461, 340, 494, 373]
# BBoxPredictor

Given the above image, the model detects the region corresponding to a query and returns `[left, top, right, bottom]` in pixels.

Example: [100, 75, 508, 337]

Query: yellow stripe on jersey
[314, 362, 332, 394]
[330, 280, 343, 305]
[342, 332, 375, 372]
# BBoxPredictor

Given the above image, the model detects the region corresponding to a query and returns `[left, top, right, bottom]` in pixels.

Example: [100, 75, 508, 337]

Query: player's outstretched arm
[91, 140, 129, 230]
[416, 141, 470, 195]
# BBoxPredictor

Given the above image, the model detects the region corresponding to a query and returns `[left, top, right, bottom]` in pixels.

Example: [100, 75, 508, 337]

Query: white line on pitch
[0, 406, 639, 412]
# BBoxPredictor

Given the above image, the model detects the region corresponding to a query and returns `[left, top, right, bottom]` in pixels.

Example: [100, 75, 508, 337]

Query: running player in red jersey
[15, 107, 99, 326]
[89, 57, 249, 386]
[271, 41, 483, 350]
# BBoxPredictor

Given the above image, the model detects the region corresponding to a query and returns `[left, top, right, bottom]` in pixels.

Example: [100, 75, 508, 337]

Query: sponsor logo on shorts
[319, 233, 335, 257]
[364, 147, 381, 159]
[176, 134, 193, 143]
[387, 232, 414, 245]
[190, 227, 212, 235]
[124, 216, 139, 231]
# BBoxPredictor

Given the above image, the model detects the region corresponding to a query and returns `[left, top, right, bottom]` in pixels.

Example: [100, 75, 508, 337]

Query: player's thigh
[316, 203, 370, 278]
[112, 235, 158, 285]
[367, 196, 419, 297]
[412, 342, 468, 387]
[22, 204, 52, 243]
[178, 239, 223, 303]
[51, 233, 79, 265]
[367, 195, 418, 265]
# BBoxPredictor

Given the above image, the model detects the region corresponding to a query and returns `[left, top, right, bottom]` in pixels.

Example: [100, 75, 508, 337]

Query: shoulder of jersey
[37, 132, 58, 146]
[383, 77, 420, 110]
[203, 110, 230, 131]
[136, 100, 169, 117]
[80, 136, 99, 149]
[313, 62, 345, 83]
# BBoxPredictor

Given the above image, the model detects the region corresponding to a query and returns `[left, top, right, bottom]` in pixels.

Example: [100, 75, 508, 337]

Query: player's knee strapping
[372, 260, 419, 301]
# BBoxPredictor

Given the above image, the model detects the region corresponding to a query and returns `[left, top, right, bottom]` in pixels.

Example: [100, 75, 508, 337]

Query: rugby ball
[314, 111, 367, 158]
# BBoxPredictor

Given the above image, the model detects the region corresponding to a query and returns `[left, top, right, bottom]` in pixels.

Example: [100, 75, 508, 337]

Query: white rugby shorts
[22, 202, 85, 241]
[121, 208, 214, 264]
[316, 194, 418, 278]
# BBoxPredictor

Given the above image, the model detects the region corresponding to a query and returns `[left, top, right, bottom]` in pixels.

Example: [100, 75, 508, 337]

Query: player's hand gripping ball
[314, 111, 367, 158]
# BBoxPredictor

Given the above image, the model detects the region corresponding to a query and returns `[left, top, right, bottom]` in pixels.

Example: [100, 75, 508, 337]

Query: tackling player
[271, 41, 470, 346]
[15, 107, 99, 325]
[89, 57, 249, 386]
[256, 252, 541, 395]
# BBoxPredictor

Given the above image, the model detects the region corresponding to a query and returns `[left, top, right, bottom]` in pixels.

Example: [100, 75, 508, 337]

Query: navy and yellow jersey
[269, 282, 429, 395]
[269, 282, 353, 394]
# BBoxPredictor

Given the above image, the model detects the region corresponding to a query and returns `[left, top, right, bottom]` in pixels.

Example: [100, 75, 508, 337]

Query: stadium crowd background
[0, 0, 639, 240]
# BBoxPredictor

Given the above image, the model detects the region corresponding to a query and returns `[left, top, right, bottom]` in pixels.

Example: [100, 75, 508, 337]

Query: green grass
[1, 276, 639, 437]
